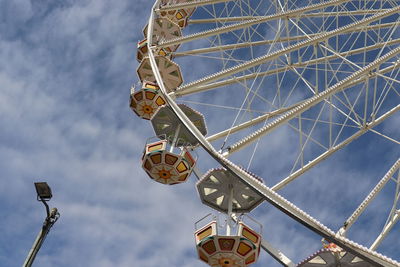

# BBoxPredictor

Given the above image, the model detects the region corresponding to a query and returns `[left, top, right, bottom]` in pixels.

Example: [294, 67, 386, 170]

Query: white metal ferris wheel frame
[145, 0, 400, 266]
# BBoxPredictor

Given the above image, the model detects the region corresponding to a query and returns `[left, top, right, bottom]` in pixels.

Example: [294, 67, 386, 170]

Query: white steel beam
[173, 33, 400, 58]
[261, 239, 296, 267]
[158, 0, 350, 48]
[172, 38, 400, 97]
[188, 9, 390, 24]
[174, 6, 400, 92]
[173, 66, 291, 97]
[156, 0, 234, 12]
[230, 214, 296, 266]
[370, 211, 400, 251]
[271, 106, 400, 191]
[223, 47, 400, 156]
[172, 34, 317, 57]
[338, 158, 400, 236]
[206, 106, 295, 142]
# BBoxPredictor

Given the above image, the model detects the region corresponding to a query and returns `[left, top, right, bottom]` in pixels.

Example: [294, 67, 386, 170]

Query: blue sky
[0, 0, 399, 267]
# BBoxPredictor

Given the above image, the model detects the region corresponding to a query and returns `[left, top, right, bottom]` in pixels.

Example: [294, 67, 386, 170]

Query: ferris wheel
[131, 0, 400, 266]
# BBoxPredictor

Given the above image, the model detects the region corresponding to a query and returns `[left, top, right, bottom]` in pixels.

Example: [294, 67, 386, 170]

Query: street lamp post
[23, 182, 60, 267]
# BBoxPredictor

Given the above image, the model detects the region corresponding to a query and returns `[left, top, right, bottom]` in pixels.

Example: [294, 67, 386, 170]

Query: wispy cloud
[1, 1, 399, 267]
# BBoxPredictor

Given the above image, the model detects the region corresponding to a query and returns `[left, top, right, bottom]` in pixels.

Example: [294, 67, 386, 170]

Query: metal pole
[170, 124, 181, 152]
[23, 208, 59, 267]
[226, 185, 234, 236]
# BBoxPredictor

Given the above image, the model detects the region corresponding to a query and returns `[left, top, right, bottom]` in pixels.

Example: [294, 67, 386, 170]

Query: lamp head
[34, 182, 53, 201]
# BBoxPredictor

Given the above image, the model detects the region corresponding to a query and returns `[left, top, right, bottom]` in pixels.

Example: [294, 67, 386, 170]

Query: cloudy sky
[0, 0, 399, 267]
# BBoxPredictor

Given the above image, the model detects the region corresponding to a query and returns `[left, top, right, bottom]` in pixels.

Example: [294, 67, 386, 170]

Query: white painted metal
[175, 6, 400, 92]
[338, 158, 400, 236]
[260, 239, 296, 267]
[172, 36, 400, 59]
[156, 0, 235, 12]
[230, 213, 296, 266]
[226, 185, 233, 236]
[195, 63, 399, 146]
[170, 124, 181, 152]
[370, 211, 400, 251]
[224, 48, 400, 156]
[148, 22, 400, 267]
[271, 105, 400, 191]
[188, 9, 391, 24]
[144, 0, 400, 265]
[206, 105, 294, 142]
[158, 0, 350, 49]
[172, 53, 400, 97]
